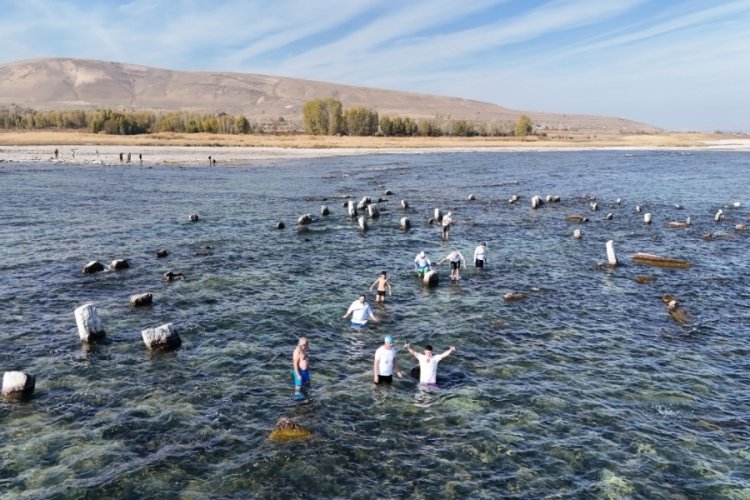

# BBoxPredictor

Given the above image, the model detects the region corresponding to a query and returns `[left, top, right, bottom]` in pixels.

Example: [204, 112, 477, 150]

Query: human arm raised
[404, 343, 419, 359]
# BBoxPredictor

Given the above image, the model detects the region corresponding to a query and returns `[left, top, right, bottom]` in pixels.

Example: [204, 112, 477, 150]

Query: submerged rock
[269, 417, 312, 442]
[82, 260, 105, 274]
[632, 252, 692, 269]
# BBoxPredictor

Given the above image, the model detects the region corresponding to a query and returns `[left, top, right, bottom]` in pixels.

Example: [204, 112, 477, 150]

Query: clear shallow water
[1, 150, 749, 498]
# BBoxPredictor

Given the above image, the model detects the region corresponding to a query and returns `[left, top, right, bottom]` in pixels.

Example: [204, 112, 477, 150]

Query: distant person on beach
[139, 153, 142, 164]
[473, 242, 487, 269]
[404, 343, 456, 385]
[119, 152, 123, 162]
[369, 271, 392, 303]
[208, 155, 212, 165]
[374, 335, 402, 384]
[127, 153, 131, 163]
[438, 250, 466, 281]
[292, 337, 310, 399]
[342, 294, 379, 326]
[414, 251, 433, 277]
[441, 212, 453, 240]
[54, 148, 59, 159]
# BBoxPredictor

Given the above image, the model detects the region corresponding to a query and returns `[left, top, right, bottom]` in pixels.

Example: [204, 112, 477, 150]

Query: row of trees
[0, 101, 535, 137]
[0, 108, 255, 135]
[302, 98, 534, 137]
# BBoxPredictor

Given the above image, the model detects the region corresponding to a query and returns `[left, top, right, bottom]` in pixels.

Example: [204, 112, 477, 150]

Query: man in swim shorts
[473, 242, 487, 269]
[369, 271, 392, 304]
[414, 251, 433, 278]
[404, 342, 456, 385]
[342, 294, 380, 326]
[438, 250, 467, 280]
[374, 335, 403, 384]
[292, 337, 310, 399]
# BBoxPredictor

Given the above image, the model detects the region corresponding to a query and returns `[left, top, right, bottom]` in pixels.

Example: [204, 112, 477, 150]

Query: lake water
[1, 150, 749, 498]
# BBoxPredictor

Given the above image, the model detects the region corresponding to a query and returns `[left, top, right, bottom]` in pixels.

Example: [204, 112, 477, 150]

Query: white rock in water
[400, 199, 409, 209]
[2, 371, 35, 396]
[531, 195, 543, 209]
[130, 293, 153, 307]
[320, 205, 329, 216]
[573, 229, 582, 240]
[423, 270, 439, 287]
[141, 323, 181, 350]
[644, 213, 652, 224]
[367, 204, 380, 218]
[358, 215, 367, 231]
[347, 201, 357, 218]
[74, 303, 105, 342]
[467, 193, 476, 201]
[433, 208, 443, 222]
[400, 217, 411, 230]
[606, 240, 618, 267]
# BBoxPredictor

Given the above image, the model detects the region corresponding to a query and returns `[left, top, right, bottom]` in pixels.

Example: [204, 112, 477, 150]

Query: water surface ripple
[1, 151, 749, 497]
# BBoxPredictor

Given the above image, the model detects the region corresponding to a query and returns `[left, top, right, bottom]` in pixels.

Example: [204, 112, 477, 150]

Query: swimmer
[292, 337, 310, 399]
[404, 343, 456, 385]
[369, 271, 392, 303]
[342, 294, 379, 326]
[374, 336, 402, 384]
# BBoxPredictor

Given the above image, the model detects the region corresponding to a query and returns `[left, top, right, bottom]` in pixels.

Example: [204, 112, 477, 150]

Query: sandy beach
[1, 131, 749, 166]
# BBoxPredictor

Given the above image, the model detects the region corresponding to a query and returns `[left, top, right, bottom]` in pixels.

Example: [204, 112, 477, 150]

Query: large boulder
[2, 371, 35, 398]
[141, 323, 181, 350]
[74, 303, 105, 342]
[130, 293, 153, 307]
[82, 260, 105, 274]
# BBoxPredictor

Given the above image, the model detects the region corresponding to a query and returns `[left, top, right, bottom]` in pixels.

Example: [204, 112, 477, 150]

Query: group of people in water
[291, 220, 489, 399]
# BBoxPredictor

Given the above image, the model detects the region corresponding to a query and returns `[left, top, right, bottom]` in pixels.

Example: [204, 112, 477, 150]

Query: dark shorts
[475, 259, 484, 268]
[376, 374, 393, 384]
[377, 290, 385, 297]
[442, 225, 450, 234]
[451, 261, 460, 270]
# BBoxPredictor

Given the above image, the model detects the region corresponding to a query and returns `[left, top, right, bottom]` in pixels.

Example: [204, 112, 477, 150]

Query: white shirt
[442, 214, 453, 227]
[375, 346, 396, 376]
[474, 245, 486, 262]
[416, 352, 446, 384]
[347, 300, 372, 325]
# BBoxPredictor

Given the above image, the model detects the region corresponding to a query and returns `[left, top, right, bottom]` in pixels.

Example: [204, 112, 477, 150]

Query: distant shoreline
[1, 131, 749, 166]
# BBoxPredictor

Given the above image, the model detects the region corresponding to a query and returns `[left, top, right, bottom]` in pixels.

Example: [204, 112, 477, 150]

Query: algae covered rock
[269, 417, 312, 442]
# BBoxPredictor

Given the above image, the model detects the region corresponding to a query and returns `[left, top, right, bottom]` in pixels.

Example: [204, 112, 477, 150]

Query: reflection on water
[1, 151, 749, 497]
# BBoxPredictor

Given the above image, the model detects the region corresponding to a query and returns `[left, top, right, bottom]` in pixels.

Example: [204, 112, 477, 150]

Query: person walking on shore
[404, 343, 456, 385]
[369, 271, 392, 304]
[374, 336, 403, 384]
[438, 250, 466, 281]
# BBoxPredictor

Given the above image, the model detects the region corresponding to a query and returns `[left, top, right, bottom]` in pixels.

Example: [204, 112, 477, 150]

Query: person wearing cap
[437, 250, 467, 281]
[404, 343, 456, 385]
[374, 336, 403, 384]
[342, 294, 380, 326]
[441, 212, 453, 241]
[473, 242, 487, 269]
[414, 251, 433, 277]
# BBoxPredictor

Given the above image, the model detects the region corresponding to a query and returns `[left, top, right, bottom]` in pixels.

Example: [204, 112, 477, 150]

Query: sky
[1, 0, 749, 132]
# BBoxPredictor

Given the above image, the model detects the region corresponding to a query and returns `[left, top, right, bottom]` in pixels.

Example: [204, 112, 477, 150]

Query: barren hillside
[0, 57, 661, 135]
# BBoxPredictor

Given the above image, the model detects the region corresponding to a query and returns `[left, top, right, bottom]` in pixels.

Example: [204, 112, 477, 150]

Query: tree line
[0, 100, 535, 137]
[0, 107, 255, 135]
[302, 97, 534, 137]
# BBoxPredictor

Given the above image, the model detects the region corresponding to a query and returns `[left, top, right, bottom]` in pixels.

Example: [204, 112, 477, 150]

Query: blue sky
[1, 0, 749, 131]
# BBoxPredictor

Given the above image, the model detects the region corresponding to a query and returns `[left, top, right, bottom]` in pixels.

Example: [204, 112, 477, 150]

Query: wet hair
[425, 345, 433, 352]
[359, 294, 366, 300]
[380, 271, 387, 276]
[298, 337, 308, 346]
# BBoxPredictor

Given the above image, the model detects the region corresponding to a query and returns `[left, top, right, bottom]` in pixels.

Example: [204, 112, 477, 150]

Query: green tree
[515, 115, 533, 137]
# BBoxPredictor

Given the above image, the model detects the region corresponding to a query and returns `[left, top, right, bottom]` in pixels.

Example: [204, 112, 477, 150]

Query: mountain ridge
[0, 57, 661, 134]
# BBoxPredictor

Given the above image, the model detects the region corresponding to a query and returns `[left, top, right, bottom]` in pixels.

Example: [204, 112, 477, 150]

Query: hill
[0, 57, 661, 135]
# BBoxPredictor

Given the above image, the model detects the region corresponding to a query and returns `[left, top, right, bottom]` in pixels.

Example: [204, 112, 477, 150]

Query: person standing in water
[441, 212, 453, 241]
[414, 251, 433, 278]
[369, 271, 392, 304]
[404, 343, 456, 386]
[374, 336, 403, 384]
[342, 294, 380, 326]
[438, 250, 467, 281]
[473, 242, 487, 269]
[292, 337, 310, 399]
